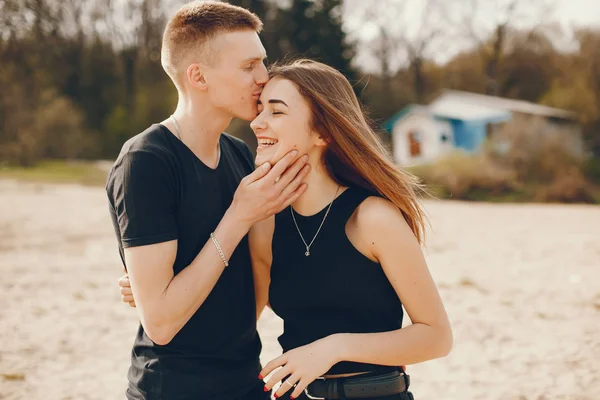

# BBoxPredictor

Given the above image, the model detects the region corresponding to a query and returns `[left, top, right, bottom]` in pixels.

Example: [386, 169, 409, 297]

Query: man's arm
[120, 215, 275, 323]
[125, 209, 246, 344]
[248, 216, 275, 320]
[124, 151, 309, 345]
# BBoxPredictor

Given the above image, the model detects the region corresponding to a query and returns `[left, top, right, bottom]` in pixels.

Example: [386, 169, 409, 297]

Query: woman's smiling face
[250, 77, 325, 166]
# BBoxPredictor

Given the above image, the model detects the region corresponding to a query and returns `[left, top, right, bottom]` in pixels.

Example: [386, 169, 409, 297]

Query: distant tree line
[0, 0, 598, 184]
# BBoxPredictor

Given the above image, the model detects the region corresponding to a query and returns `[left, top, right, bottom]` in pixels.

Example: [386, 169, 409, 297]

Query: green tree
[276, 0, 356, 79]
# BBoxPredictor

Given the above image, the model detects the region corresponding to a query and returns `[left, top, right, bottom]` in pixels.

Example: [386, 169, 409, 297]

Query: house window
[408, 131, 421, 157]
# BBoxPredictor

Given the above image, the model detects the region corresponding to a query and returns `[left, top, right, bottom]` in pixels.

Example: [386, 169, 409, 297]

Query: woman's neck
[291, 164, 345, 216]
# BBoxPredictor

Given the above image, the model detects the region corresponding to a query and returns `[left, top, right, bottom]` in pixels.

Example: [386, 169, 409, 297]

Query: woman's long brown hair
[269, 59, 427, 243]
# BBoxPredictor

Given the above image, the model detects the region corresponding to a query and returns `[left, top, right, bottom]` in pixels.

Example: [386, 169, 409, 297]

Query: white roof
[429, 99, 511, 121]
[431, 90, 576, 120]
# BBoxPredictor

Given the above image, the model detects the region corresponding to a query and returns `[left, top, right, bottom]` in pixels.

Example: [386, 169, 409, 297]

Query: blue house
[384, 90, 578, 166]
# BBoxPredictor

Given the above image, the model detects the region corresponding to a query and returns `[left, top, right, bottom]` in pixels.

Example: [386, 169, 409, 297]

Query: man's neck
[163, 96, 233, 168]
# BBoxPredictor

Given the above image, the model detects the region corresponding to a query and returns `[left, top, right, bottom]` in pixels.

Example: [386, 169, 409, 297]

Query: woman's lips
[256, 138, 278, 151]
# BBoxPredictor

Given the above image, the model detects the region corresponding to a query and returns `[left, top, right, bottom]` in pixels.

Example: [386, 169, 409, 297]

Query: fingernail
[258, 374, 263, 380]
[263, 386, 268, 392]
[274, 395, 279, 399]
[262, 162, 271, 170]
[292, 150, 298, 156]
[302, 155, 309, 162]
[290, 396, 295, 400]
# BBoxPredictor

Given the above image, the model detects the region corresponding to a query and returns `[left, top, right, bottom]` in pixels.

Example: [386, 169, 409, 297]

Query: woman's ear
[312, 129, 329, 147]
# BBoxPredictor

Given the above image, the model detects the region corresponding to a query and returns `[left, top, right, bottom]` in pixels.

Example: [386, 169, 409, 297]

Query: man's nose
[256, 62, 269, 86]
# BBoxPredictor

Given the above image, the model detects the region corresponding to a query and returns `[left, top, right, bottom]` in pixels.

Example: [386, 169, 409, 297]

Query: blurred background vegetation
[0, 0, 599, 202]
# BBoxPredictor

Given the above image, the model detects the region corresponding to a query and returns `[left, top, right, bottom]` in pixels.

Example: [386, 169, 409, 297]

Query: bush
[583, 156, 600, 185]
[0, 68, 40, 167]
[536, 168, 599, 203]
[410, 152, 519, 201]
[485, 116, 584, 183]
[409, 117, 600, 203]
[33, 91, 96, 160]
[0, 130, 40, 167]
[0, 89, 95, 166]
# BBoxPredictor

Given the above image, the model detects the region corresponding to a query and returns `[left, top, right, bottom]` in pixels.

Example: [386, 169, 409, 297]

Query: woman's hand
[118, 273, 136, 307]
[260, 336, 341, 399]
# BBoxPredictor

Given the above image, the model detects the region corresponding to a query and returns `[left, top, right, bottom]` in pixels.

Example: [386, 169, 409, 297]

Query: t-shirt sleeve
[232, 137, 255, 173]
[242, 143, 256, 173]
[222, 133, 255, 174]
[109, 150, 178, 248]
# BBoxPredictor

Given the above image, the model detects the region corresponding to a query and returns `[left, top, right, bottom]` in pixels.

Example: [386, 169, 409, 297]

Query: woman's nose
[250, 114, 265, 132]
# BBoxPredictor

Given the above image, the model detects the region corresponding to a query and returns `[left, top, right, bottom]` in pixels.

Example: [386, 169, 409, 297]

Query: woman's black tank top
[269, 187, 404, 375]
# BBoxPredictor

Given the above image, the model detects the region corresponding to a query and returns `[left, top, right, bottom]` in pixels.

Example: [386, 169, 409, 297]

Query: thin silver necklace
[170, 115, 220, 164]
[290, 185, 341, 257]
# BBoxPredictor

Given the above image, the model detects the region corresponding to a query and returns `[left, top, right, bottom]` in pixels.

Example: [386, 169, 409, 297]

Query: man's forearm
[146, 209, 250, 344]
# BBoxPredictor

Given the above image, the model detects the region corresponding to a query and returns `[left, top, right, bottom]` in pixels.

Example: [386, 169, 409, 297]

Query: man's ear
[187, 63, 208, 90]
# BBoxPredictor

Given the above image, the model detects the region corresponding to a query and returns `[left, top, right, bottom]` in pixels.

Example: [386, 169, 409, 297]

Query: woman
[120, 59, 452, 400]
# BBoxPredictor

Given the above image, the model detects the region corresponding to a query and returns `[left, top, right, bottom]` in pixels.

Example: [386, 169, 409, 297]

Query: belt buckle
[304, 376, 326, 400]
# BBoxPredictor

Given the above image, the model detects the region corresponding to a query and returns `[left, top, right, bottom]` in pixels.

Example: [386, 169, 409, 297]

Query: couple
[106, 2, 452, 400]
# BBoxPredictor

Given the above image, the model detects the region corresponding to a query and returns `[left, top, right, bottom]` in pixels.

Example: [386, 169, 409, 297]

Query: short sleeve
[108, 150, 178, 248]
[241, 142, 256, 173]
[224, 134, 255, 174]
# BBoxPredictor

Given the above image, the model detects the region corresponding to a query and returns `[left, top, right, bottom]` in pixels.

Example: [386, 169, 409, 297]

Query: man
[105, 2, 309, 399]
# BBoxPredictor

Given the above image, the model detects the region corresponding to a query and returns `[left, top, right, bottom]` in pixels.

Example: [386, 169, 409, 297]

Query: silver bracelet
[210, 232, 229, 267]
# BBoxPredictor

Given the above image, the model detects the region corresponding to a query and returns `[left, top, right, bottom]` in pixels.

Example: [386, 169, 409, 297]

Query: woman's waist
[278, 321, 402, 350]
[303, 367, 411, 400]
[323, 361, 399, 377]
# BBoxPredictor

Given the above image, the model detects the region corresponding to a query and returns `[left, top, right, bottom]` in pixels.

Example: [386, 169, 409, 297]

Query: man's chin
[233, 107, 258, 122]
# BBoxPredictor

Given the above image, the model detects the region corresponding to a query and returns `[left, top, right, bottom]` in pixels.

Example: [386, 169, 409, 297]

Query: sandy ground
[1, 179, 599, 400]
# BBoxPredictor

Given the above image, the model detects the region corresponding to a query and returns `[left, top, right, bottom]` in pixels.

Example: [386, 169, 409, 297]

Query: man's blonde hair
[161, 1, 263, 85]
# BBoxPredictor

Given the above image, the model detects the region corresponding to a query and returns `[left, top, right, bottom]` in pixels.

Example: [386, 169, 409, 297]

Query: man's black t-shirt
[106, 124, 263, 400]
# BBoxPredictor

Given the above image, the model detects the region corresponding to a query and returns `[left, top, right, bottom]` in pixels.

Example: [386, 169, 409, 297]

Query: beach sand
[1, 180, 599, 399]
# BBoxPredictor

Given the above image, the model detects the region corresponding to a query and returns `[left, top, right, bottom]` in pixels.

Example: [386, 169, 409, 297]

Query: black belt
[304, 370, 412, 399]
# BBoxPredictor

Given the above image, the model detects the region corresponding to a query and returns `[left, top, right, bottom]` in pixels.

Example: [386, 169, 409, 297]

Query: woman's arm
[330, 196, 453, 365]
[261, 196, 452, 399]
[249, 216, 275, 320]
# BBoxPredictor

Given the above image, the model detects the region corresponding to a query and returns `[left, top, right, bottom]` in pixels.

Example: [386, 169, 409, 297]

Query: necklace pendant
[290, 185, 340, 260]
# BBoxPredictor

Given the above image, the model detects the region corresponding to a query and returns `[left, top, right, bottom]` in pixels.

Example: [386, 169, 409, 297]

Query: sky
[97, 0, 600, 72]
[343, 0, 600, 73]
[554, 0, 600, 28]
